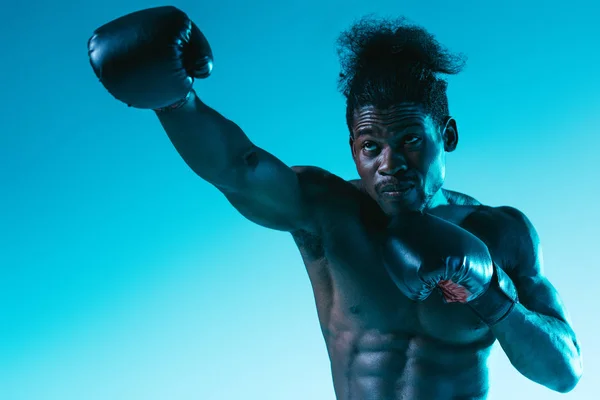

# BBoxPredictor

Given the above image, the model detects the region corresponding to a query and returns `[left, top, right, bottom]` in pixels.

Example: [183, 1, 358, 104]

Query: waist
[329, 332, 492, 399]
[350, 336, 491, 375]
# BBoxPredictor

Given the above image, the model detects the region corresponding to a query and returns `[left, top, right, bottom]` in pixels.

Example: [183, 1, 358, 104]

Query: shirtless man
[88, 6, 583, 399]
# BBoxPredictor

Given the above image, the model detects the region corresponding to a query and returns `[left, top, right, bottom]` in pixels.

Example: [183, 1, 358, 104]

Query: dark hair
[336, 16, 466, 135]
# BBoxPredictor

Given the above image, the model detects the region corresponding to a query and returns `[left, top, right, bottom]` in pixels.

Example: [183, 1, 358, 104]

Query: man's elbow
[552, 375, 580, 393]
[551, 357, 583, 393]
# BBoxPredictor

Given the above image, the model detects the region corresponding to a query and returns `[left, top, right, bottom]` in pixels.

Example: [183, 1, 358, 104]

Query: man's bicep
[513, 272, 572, 324]
[500, 206, 572, 324]
[218, 150, 332, 232]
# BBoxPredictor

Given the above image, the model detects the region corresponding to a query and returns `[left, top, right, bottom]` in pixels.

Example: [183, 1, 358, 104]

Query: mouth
[379, 183, 415, 198]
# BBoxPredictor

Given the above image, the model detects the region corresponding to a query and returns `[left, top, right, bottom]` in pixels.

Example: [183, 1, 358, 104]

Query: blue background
[1, 0, 597, 399]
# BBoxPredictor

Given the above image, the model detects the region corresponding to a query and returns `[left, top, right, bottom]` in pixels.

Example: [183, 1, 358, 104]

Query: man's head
[337, 16, 466, 214]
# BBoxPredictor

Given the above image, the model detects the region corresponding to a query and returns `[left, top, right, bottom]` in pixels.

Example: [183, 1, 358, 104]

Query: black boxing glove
[383, 212, 518, 326]
[88, 6, 213, 111]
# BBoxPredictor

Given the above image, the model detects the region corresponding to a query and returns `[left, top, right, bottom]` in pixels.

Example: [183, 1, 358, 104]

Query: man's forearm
[156, 90, 254, 188]
[491, 303, 582, 393]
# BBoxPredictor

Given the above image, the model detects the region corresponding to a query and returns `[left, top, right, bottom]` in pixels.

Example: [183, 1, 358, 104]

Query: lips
[379, 182, 415, 193]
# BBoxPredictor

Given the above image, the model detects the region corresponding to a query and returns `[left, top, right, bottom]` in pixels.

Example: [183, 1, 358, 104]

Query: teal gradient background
[1, 0, 598, 399]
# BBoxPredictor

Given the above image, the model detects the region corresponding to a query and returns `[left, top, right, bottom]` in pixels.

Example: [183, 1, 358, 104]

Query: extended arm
[157, 92, 316, 232]
[89, 6, 322, 233]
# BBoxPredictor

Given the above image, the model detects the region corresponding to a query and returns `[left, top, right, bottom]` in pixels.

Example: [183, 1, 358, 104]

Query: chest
[324, 250, 489, 344]
[311, 207, 497, 344]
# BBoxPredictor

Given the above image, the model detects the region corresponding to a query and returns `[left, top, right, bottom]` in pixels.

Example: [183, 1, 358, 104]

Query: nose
[378, 148, 407, 176]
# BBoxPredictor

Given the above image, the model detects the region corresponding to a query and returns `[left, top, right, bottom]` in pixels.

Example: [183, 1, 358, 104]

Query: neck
[422, 188, 449, 211]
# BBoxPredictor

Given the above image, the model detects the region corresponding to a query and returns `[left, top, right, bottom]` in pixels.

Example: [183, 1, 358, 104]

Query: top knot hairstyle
[336, 16, 467, 134]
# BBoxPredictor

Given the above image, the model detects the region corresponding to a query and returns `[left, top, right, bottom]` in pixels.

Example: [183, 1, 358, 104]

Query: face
[350, 103, 458, 215]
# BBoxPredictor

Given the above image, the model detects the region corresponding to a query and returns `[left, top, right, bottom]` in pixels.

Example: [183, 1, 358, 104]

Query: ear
[349, 135, 357, 158]
[442, 116, 459, 152]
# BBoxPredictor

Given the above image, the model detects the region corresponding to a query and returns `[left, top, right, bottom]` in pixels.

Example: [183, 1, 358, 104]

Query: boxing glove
[383, 211, 518, 325]
[88, 6, 213, 111]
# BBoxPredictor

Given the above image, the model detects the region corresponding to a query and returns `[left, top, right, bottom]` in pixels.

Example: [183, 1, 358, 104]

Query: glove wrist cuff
[468, 264, 518, 326]
[154, 90, 194, 113]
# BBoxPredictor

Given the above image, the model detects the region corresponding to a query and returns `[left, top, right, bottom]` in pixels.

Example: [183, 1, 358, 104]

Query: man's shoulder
[488, 206, 540, 253]
[440, 189, 533, 235]
[290, 166, 369, 227]
[464, 205, 540, 272]
[442, 188, 482, 206]
[468, 205, 535, 231]
[291, 166, 363, 199]
[289, 169, 366, 259]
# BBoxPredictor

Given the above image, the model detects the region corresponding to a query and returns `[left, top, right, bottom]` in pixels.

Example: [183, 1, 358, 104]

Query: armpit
[291, 229, 326, 261]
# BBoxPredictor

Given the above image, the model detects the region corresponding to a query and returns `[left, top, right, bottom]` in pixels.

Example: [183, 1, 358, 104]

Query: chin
[379, 198, 424, 215]
[377, 191, 426, 215]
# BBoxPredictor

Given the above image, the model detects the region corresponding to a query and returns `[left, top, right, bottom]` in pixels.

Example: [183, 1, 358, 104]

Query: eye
[361, 141, 379, 153]
[404, 135, 422, 145]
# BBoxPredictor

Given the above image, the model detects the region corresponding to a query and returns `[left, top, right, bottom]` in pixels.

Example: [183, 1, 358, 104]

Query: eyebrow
[354, 122, 424, 138]
[354, 128, 375, 139]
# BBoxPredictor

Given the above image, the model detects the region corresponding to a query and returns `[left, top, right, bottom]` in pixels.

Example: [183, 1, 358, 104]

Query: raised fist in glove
[88, 6, 213, 110]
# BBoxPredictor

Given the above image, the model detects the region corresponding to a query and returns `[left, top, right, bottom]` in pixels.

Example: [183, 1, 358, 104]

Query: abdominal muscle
[326, 329, 492, 400]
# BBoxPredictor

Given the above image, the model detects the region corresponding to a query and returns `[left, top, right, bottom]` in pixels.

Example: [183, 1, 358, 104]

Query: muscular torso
[291, 182, 509, 400]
